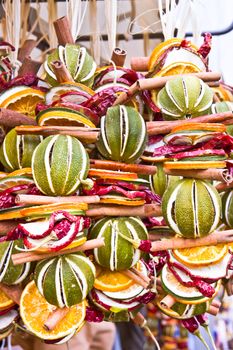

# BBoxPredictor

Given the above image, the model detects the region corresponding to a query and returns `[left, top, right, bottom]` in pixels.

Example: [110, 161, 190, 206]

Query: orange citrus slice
[164, 161, 226, 170]
[100, 198, 145, 206]
[88, 169, 138, 180]
[0, 289, 15, 311]
[0, 86, 45, 118]
[171, 123, 226, 133]
[156, 62, 201, 77]
[20, 281, 86, 340]
[0, 175, 34, 192]
[173, 244, 228, 267]
[212, 85, 233, 102]
[9, 168, 33, 177]
[20, 203, 87, 218]
[94, 269, 134, 292]
[148, 38, 198, 71]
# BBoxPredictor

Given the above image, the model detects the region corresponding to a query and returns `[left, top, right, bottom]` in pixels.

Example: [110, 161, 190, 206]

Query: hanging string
[89, 0, 101, 65]
[104, 0, 118, 59]
[2, 0, 22, 75]
[66, 0, 88, 42]
[47, 0, 58, 48]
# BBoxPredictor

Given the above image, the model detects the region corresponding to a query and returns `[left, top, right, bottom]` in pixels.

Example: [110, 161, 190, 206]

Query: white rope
[104, 0, 118, 59]
[66, 0, 88, 42]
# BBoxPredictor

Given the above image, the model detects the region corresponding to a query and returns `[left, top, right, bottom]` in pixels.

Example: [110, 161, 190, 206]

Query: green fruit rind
[157, 76, 214, 120]
[97, 105, 147, 163]
[0, 240, 30, 285]
[162, 178, 221, 238]
[32, 135, 89, 196]
[34, 253, 95, 307]
[90, 217, 148, 271]
[0, 129, 42, 172]
[222, 190, 233, 228]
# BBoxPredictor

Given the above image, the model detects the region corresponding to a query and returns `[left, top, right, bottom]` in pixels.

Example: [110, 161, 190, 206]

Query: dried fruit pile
[0, 17, 232, 349]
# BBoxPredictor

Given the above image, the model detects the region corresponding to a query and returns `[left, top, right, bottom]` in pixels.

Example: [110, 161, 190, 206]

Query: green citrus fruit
[90, 217, 148, 271]
[162, 178, 221, 238]
[0, 128, 42, 172]
[32, 135, 89, 196]
[0, 240, 31, 285]
[44, 44, 96, 87]
[222, 190, 233, 228]
[34, 252, 95, 307]
[157, 76, 213, 120]
[97, 105, 147, 163]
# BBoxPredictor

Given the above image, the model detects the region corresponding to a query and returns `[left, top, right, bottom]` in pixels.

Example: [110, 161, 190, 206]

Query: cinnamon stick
[15, 194, 100, 205]
[15, 125, 99, 142]
[130, 267, 151, 285]
[86, 204, 162, 217]
[0, 108, 37, 127]
[18, 39, 37, 62]
[0, 220, 18, 234]
[51, 61, 74, 83]
[111, 47, 127, 67]
[164, 168, 228, 182]
[53, 16, 75, 46]
[12, 238, 105, 265]
[159, 294, 176, 308]
[18, 56, 41, 76]
[216, 182, 233, 192]
[207, 304, 220, 316]
[150, 229, 233, 252]
[113, 72, 221, 106]
[44, 307, 69, 331]
[130, 57, 149, 71]
[90, 159, 157, 175]
[122, 270, 148, 289]
[0, 283, 22, 305]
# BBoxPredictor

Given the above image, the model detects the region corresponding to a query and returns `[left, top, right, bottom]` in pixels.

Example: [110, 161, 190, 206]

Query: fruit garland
[0, 15, 232, 350]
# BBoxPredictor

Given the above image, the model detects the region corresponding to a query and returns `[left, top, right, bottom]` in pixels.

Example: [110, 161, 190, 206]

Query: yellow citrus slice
[20, 203, 87, 218]
[173, 244, 228, 267]
[20, 281, 86, 340]
[164, 161, 226, 170]
[148, 38, 198, 71]
[156, 62, 201, 77]
[171, 123, 226, 133]
[0, 289, 15, 310]
[9, 168, 32, 177]
[212, 85, 233, 102]
[94, 269, 134, 292]
[0, 175, 34, 192]
[100, 198, 145, 206]
[0, 87, 45, 118]
[35, 236, 87, 253]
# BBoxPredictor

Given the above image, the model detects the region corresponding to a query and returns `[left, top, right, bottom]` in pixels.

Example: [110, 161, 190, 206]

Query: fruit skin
[157, 76, 213, 120]
[32, 135, 89, 196]
[96, 105, 147, 163]
[90, 217, 148, 271]
[162, 178, 221, 238]
[44, 44, 96, 87]
[34, 252, 95, 308]
[0, 240, 31, 285]
[0, 128, 42, 172]
[211, 101, 233, 135]
[222, 190, 233, 228]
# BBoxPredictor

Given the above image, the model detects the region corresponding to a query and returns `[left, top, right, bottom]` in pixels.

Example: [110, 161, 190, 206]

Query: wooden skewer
[113, 72, 221, 106]
[51, 60, 74, 83]
[150, 229, 233, 252]
[15, 194, 100, 205]
[86, 204, 162, 217]
[12, 238, 105, 265]
[44, 307, 70, 331]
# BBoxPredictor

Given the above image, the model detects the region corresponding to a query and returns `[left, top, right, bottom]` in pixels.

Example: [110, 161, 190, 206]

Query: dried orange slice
[164, 161, 226, 170]
[173, 244, 228, 266]
[171, 123, 226, 133]
[88, 169, 138, 180]
[156, 62, 201, 77]
[94, 269, 134, 292]
[148, 39, 198, 71]
[8, 168, 32, 177]
[0, 289, 15, 311]
[20, 281, 86, 340]
[0, 86, 45, 118]
[100, 198, 145, 206]
[0, 175, 34, 192]
[20, 203, 87, 218]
